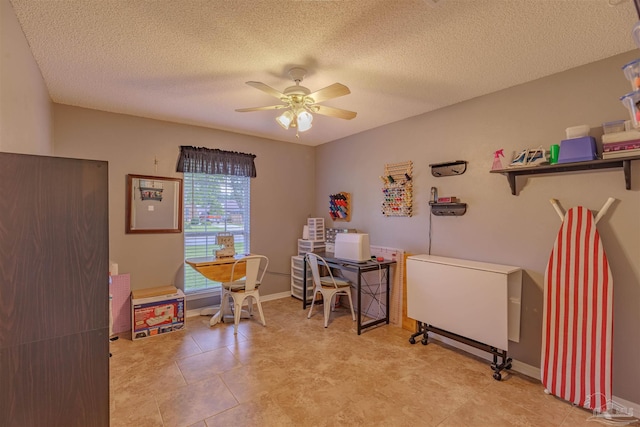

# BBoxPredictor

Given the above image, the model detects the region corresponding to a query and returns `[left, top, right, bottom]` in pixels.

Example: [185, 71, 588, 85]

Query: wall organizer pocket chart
[381, 160, 413, 217]
[329, 192, 350, 221]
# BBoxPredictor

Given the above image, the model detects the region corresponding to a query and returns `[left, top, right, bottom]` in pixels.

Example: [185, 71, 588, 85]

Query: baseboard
[510, 359, 540, 379]
[186, 307, 211, 317]
[416, 332, 539, 377]
[260, 291, 292, 302]
[185, 289, 219, 301]
[608, 396, 640, 418]
[186, 291, 292, 318]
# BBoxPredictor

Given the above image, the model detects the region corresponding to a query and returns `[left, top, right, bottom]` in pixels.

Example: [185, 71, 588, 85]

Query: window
[183, 172, 250, 293]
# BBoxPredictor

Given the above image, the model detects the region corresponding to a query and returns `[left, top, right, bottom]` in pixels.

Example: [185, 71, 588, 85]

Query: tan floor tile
[333, 397, 441, 427]
[188, 324, 248, 352]
[261, 376, 356, 424]
[156, 376, 238, 427]
[204, 397, 296, 427]
[109, 297, 589, 427]
[139, 332, 203, 362]
[176, 347, 241, 384]
[220, 361, 291, 403]
[110, 395, 163, 427]
[183, 316, 214, 331]
[560, 406, 640, 426]
[438, 389, 564, 427]
[111, 360, 187, 406]
[486, 372, 573, 425]
[559, 406, 599, 426]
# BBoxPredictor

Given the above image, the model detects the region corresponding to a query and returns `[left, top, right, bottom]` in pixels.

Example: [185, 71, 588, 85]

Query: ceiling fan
[236, 67, 357, 135]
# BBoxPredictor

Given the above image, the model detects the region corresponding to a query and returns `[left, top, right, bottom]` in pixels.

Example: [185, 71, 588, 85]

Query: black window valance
[176, 146, 257, 178]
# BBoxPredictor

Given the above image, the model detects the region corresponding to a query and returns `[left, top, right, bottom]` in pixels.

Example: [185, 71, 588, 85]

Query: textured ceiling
[9, 0, 639, 146]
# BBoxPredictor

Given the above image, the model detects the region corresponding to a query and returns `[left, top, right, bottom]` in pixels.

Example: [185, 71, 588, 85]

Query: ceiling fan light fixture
[239, 67, 356, 135]
[297, 110, 313, 132]
[276, 110, 294, 129]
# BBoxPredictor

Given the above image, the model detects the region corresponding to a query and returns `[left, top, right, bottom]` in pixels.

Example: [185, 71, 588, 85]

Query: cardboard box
[131, 286, 185, 340]
[131, 285, 179, 299]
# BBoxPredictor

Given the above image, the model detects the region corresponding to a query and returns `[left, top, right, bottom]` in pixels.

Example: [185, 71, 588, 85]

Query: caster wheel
[421, 338, 428, 345]
[409, 337, 416, 344]
[493, 372, 502, 381]
[504, 363, 512, 370]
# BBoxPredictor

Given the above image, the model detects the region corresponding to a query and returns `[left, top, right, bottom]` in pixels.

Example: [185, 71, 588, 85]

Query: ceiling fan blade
[307, 83, 350, 104]
[311, 105, 357, 120]
[235, 105, 288, 112]
[246, 81, 286, 100]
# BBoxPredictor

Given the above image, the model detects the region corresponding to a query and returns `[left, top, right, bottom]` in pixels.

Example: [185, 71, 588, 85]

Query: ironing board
[541, 198, 614, 411]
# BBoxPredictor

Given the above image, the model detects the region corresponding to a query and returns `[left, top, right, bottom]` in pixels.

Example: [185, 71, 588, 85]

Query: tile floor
[109, 297, 634, 427]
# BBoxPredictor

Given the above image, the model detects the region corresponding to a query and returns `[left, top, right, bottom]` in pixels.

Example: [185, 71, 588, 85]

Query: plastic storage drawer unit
[297, 239, 325, 255]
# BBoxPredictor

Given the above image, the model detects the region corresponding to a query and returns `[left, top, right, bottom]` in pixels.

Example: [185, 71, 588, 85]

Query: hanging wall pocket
[429, 160, 467, 177]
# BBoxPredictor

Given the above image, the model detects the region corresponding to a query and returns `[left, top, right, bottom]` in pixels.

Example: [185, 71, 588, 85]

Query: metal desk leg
[385, 264, 390, 324]
[357, 267, 362, 335]
[302, 256, 307, 309]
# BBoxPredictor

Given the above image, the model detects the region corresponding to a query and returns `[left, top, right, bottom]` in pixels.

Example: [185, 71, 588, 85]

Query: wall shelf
[429, 202, 467, 216]
[429, 160, 467, 177]
[490, 156, 640, 195]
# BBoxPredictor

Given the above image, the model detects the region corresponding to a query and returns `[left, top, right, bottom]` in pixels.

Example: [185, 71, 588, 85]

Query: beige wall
[0, 0, 52, 155]
[53, 105, 316, 298]
[315, 50, 640, 404]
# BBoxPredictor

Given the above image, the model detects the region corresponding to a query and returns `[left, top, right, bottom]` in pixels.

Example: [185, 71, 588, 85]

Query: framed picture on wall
[126, 174, 183, 233]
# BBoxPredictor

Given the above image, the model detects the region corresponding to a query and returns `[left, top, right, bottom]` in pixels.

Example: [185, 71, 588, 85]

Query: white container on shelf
[620, 90, 640, 129]
[565, 125, 590, 139]
[602, 120, 626, 135]
[622, 58, 640, 92]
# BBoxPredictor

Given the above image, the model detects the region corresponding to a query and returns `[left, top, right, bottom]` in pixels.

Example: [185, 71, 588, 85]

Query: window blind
[183, 172, 251, 293]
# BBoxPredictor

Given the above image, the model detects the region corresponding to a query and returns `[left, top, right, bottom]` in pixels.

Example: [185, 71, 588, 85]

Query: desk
[302, 253, 395, 335]
[184, 254, 250, 325]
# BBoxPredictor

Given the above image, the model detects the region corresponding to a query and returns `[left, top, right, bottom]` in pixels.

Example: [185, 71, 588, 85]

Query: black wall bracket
[429, 160, 467, 177]
[429, 202, 467, 216]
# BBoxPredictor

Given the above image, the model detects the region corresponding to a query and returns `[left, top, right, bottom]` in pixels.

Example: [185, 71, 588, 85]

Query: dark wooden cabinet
[0, 153, 109, 427]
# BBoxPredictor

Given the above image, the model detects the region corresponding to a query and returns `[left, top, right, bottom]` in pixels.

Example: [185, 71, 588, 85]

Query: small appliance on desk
[215, 232, 235, 258]
[334, 233, 371, 263]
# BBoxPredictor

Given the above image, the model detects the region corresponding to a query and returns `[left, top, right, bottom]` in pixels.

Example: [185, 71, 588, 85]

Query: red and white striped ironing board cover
[542, 206, 613, 410]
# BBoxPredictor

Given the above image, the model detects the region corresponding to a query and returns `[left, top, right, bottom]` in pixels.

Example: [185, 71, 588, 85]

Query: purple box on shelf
[558, 136, 597, 163]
